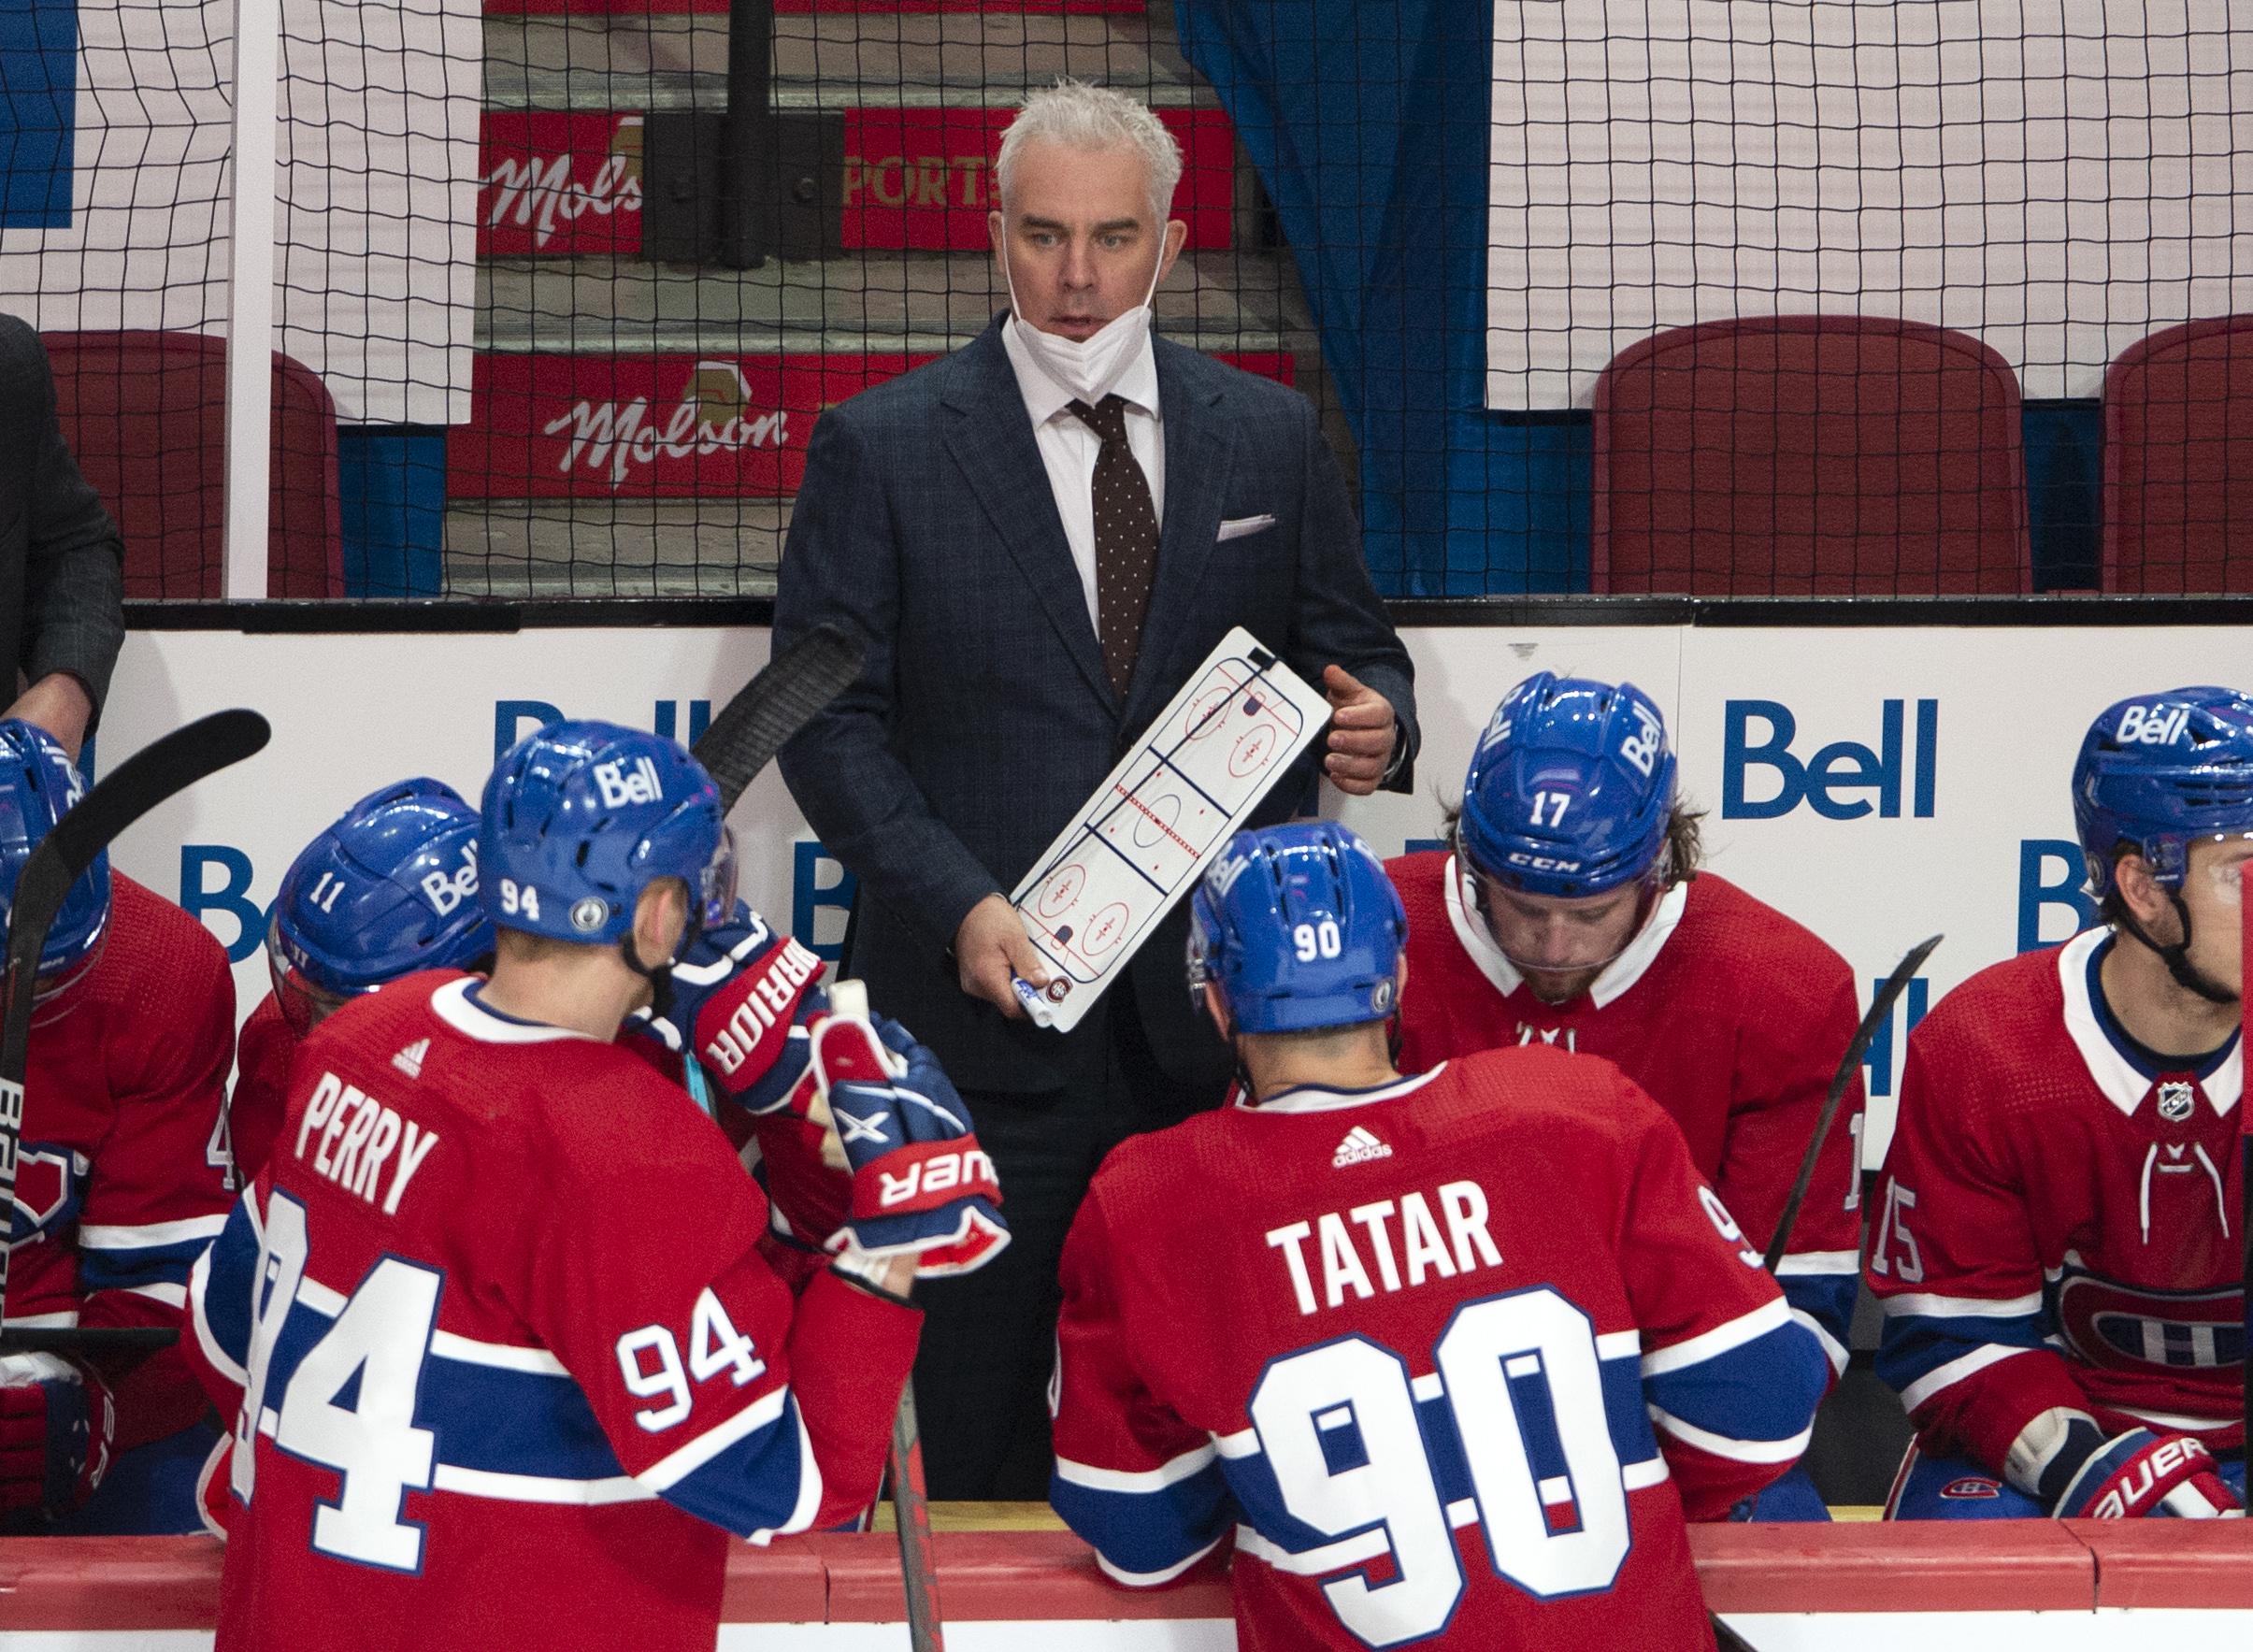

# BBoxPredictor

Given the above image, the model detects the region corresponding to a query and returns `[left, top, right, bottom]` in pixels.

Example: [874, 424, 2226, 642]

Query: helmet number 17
[1529, 792, 1571, 827]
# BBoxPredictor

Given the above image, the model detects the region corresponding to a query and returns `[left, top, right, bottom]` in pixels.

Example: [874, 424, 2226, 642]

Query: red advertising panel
[842, 108, 1233, 251]
[479, 114, 644, 257]
[451, 351, 1293, 498]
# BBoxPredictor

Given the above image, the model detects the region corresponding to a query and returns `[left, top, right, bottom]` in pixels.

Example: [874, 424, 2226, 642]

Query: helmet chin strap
[2115, 889, 2238, 1006]
[620, 903, 707, 1025]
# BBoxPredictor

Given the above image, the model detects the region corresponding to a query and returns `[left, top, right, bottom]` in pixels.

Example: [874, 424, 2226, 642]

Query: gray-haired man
[774, 80, 1417, 1496]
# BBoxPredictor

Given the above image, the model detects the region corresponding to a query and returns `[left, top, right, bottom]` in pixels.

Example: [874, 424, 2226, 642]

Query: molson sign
[842, 108, 1235, 251]
[478, 114, 644, 257]
[451, 352, 1293, 497]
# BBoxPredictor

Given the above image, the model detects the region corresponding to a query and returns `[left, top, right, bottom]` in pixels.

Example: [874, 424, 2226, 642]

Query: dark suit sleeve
[1282, 395, 1418, 791]
[10, 325, 125, 718]
[774, 406, 1003, 952]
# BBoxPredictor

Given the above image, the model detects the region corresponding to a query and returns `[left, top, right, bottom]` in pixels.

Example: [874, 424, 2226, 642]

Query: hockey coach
[773, 79, 1418, 1498]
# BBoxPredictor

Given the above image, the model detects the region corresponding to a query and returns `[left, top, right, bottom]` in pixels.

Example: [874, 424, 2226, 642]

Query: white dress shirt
[1000, 312, 1166, 637]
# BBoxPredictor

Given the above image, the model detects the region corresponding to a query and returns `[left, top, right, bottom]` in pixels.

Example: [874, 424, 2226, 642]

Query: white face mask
[1002, 238, 1164, 407]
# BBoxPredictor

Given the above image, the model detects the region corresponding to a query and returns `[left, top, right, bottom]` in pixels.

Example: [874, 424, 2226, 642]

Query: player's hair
[1439, 798, 1706, 889]
[994, 79, 1183, 228]
[495, 927, 585, 965]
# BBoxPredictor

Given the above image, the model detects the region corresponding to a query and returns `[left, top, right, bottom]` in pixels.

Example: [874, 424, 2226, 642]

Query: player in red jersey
[1049, 822, 1830, 1650]
[0, 721, 237, 1535]
[233, 779, 494, 1183]
[183, 722, 1005, 1652]
[1383, 673, 1862, 1520]
[1872, 686, 2247, 1519]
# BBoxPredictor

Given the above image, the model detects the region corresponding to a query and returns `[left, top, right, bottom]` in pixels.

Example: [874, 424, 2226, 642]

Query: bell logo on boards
[1722, 699, 1938, 821]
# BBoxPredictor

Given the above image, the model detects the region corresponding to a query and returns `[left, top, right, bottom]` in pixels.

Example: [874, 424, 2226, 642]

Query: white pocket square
[1216, 514, 1277, 542]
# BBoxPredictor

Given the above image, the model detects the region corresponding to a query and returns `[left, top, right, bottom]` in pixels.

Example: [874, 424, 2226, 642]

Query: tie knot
[1069, 395, 1131, 445]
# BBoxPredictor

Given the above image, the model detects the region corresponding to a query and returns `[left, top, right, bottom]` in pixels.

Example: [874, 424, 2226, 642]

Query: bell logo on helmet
[594, 754, 665, 809]
[1619, 699, 1664, 778]
[420, 844, 480, 918]
[569, 897, 608, 932]
[2115, 703, 2190, 747]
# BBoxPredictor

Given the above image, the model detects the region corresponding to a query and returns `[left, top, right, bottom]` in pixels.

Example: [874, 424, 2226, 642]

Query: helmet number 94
[1294, 921, 1342, 962]
[497, 879, 541, 922]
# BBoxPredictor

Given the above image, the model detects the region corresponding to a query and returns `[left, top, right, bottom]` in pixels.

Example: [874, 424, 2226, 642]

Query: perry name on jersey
[184, 971, 917, 1652]
[1871, 927, 2245, 1476]
[1385, 852, 1865, 1363]
[1049, 1048, 1830, 1652]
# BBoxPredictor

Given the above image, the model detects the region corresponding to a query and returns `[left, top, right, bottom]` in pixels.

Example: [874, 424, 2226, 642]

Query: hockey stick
[888, 1383, 947, 1652]
[691, 623, 864, 814]
[0, 710, 272, 1353]
[825, 978, 947, 1650]
[1760, 933, 1943, 1274]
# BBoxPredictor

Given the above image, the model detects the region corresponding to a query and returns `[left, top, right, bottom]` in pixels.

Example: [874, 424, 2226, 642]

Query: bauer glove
[0, 1353, 113, 1521]
[809, 1008, 1008, 1277]
[2049, 1428, 2241, 1518]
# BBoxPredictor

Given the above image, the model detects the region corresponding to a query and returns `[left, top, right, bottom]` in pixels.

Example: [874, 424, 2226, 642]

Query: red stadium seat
[42, 330, 344, 598]
[2102, 315, 2253, 594]
[1592, 317, 2030, 596]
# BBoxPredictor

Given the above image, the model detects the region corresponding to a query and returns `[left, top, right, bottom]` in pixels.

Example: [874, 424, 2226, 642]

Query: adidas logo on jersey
[392, 1040, 430, 1080]
[1332, 1126, 1393, 1169]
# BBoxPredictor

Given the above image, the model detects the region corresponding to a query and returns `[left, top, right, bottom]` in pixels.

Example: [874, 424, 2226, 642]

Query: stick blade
[693, 625, 864, 814]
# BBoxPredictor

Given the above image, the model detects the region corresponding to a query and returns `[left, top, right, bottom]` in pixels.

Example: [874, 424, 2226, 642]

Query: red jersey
[1388, 853, 1864, 1358]
[15, 873, 236, 1452]
[1869, 927, 2243, 1479]
[1049, 1048, 1830, 1652]
[228, 993, 294, 1185]
[183, 972, 918, 1652]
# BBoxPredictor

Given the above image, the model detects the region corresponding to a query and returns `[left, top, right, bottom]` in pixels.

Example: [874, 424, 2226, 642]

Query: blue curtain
[1176, 0, 1586, 596]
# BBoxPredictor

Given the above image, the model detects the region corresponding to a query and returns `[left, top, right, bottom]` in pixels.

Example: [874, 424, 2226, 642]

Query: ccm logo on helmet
[421, 842, 479, 916]
[1506, 852, 1583, 873]
[2115, 703, 2191, 746]
[595, 755, 665, 808]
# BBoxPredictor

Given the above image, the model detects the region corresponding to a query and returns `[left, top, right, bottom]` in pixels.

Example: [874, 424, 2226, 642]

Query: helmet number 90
[498, 879, 541, 922]
[1294, 920, 1342, 962]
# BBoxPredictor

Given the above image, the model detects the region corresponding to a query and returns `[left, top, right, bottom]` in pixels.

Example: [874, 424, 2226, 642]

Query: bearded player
[233, 779, 493, 1182]
[1048, 822, 1829, 1650]
[1871, 686, 2247, 1519]
[1384, 673, 1862, 1519]
[0, 721, 237, 1536]
[183, 722, 1005, 1651]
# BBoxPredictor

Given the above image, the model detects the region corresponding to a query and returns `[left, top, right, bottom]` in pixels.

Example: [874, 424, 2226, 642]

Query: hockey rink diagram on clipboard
[1010, 628, 1331, 1032]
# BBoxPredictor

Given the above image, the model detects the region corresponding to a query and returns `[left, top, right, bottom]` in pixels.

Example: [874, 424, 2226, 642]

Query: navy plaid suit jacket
[775, 318, 1416, 1092]
[0, 317, 125, 718]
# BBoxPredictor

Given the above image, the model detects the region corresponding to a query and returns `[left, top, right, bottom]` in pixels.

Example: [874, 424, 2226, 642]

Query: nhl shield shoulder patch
[1332, 1125, 1393, 1169]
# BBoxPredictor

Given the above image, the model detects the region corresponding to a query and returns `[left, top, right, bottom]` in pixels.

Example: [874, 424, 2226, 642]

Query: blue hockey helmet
[1187, 821, 1408, 1035]
[0, 720, 109, 1003]
[1458, 672, 1676, 899]
[2072, 686, 2253, 898]
[480, 721, 735, 949]
[266, 778, 495, 1034]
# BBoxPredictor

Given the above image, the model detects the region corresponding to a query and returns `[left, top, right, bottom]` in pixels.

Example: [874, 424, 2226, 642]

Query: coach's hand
[954, 894, 1049, 1017]
[1322, 666, 1398, 797]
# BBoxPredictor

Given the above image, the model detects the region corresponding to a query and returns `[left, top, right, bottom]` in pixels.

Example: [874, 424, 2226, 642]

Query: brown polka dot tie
[1069, 394, 1158, 698]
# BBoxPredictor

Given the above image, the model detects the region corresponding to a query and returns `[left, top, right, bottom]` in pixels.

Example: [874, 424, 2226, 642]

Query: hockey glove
[810, 1009, 1009, 1277]
[0, 1353, 114, 1520]
[2050, 1428, 2242, 1519]
[631, 905, 829, 1114]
